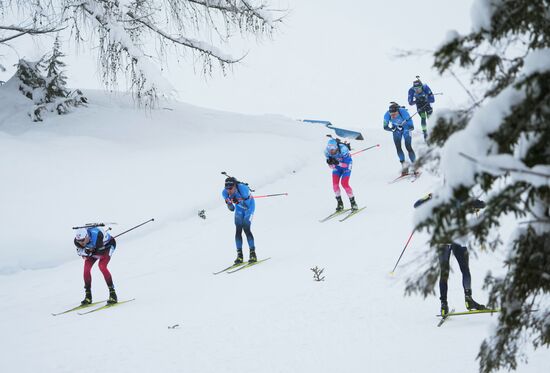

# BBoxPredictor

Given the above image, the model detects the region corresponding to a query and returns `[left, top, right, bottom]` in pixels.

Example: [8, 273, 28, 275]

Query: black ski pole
[390, 229, 415, 275]
[113, 218, 155, 239]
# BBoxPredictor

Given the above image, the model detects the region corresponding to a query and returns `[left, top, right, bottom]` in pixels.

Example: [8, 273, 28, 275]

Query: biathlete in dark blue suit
[414, 194, 487, 316]
[222, 177, 257, 264]
[408, 78, 435, 141]
[383, 102, 416, 175]
[325, 138, 358, 212]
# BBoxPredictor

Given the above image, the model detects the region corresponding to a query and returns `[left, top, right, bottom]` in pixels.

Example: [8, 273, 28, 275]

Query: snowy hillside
[0, 92, 547, 373]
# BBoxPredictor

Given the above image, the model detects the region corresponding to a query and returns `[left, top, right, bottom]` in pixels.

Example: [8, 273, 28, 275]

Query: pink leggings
[332, 174, 354, 198]
[83, 252, 113, 289]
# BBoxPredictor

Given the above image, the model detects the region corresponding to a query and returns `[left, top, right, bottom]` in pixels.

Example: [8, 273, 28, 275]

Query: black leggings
[438, 243, 471, 301]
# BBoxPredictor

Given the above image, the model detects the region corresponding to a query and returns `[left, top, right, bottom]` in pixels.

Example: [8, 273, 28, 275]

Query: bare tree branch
[127, 10, 243, 64]
[0, 24, 65, 43]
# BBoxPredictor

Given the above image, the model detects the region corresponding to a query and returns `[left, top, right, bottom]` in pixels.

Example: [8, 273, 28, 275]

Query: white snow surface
[0, 91, 548, 372]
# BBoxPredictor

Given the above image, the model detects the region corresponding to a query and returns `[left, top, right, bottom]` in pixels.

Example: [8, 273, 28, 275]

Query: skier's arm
[425, 85, 435, 103]
[338, 146, 352, 168]
[398, 109, 414, 130]
[222, 190, 235, 211]
[408, 88, 415, 105]
[383, 112, 394, 131]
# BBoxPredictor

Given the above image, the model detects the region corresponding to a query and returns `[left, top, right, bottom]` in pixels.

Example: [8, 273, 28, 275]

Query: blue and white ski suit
[74, 227, 116, 257]
[383, 108, 416, 163]
[222, 183, 256, 250]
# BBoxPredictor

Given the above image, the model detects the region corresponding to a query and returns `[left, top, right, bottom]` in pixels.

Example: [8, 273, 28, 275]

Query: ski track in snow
[0, 91, 548, 373]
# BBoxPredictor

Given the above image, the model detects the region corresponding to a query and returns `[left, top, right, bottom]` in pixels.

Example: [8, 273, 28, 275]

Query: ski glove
[227, 203, 235, 212]
[326, 158, 339, 166]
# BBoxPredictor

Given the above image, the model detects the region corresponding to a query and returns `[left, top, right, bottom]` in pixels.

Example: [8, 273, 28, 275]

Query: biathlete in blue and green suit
[222, 177, 257, 264]
[408, 78, 435, 141]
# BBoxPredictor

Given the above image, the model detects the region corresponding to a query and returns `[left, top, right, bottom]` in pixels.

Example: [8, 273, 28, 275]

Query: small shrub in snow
[12, 38, 87, 122]
[310, 266, 325, 282]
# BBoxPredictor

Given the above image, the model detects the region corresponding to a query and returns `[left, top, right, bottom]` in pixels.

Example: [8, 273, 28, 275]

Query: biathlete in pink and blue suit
[325, 138, 359, 212]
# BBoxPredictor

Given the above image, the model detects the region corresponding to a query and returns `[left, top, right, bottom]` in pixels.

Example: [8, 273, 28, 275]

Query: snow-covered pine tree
[15, 59, 45, 101]
[407, 1, 549, 372]
[44, 36, 70, 104]
[37, 36, 87, 119]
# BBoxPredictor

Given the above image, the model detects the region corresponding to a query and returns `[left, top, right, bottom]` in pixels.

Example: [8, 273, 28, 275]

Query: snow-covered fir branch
[410, 1, 549, 372]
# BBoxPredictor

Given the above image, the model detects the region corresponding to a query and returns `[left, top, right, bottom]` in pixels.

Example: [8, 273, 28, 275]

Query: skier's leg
[392, 130, 405, 163]
[234, 211, 244, 250]
[340, 171, 354, 198]
[451, 244, 472, 291]
[243, 211, 255, 249]
[404, 130, 416, 163]
[332, 172, 342, 197]
[419, 111, 428, 131]
[97, 253, 114, 288]
[438, 245, 452, 301]
[83, 256, 97, 290]
[81, 256, 96, 304]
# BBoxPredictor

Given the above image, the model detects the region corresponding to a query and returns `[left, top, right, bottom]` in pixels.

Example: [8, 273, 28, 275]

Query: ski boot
[234, 249, 244, 264]
[249, 248, 257, 263]
[465, 289, 486, 310]
[410, 163, 419, 177]
[400, 161, 408, 176]
[107, 286, 118, 304]
[349, 197, 358, 211]
[81, 288, 92, 306]
[440, 299, 449, 316]
[335, 196, 344, 212]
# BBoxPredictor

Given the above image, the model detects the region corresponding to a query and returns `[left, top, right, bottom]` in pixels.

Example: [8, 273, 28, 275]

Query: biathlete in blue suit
[325, 138, 358, 212]
[222, 177, 257, 264]
[408, 78, 435, 141]
[383, 102, 417, 175]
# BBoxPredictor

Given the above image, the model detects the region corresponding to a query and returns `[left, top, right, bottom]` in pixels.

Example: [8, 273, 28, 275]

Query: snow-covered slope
[0, 91, 547, 373]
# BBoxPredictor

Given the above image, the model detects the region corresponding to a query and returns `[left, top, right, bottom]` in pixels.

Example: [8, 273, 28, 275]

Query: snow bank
[0, 88, 323, 274]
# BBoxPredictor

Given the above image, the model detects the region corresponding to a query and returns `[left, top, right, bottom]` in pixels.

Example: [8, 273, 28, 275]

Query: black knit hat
[225, 177, 237, 189]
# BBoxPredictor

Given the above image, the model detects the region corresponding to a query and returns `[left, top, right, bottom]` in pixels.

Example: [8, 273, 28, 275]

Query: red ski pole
[351, 144, 380, 156]
[390, 229, 415, 275]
